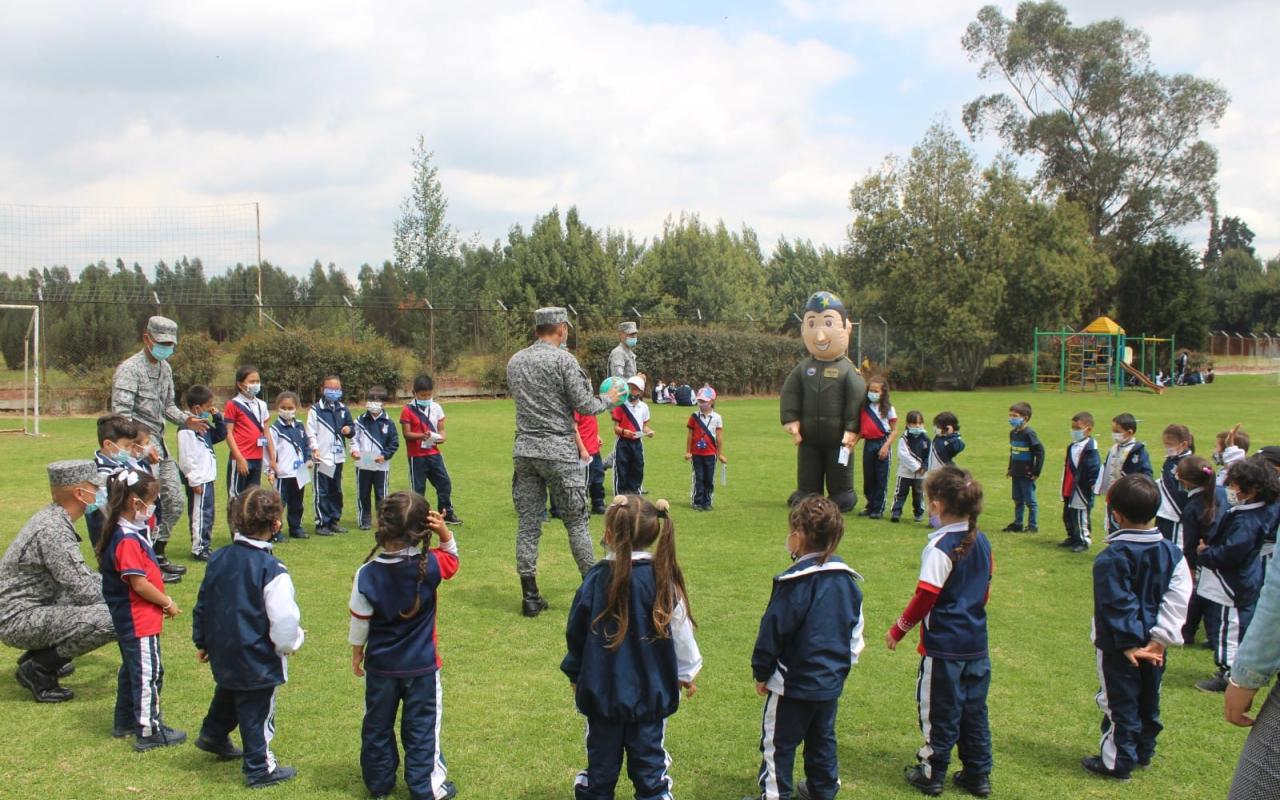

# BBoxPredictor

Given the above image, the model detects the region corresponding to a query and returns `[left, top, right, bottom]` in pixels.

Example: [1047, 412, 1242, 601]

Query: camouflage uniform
[607, 342, 637, 381]
[0, 504, 115, 659]
[507, 332, 611, 580]
[111, 349, 190, 544]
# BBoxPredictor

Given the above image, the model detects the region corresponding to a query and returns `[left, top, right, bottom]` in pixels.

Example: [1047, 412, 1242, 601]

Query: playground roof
[1082, 316, 1124, 335]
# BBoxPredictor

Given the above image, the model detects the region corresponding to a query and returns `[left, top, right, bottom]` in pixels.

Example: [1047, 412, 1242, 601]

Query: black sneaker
[914, 516, 924, 523]
[953, 770, 992, 797]
[111, 724, 137, 738]
[331, 524, 348, 533]
[271, 534, 285, 544]
[192, 550, 211, 562]
[135, 724, 187, 751]
[795, 779, 814, 800]
[869, 512, 883, 520]
[1070, 543, 1090, 553]
[1001, 523, 1023, 532]
[891, 516, 902, 523]
[156, 557, 187, 576]
[590, 504, 607, 515]
[162, 572, 183, 584]
[443, 510, 463, 525]
[1197, 672, 1229, 693]
[1027, 525, 1039, 533]
[248, 765, 297, 788]
[1058, 538, 1074, 547]
[314, 526, 335, 537]
[14, 660, 73, 703]
[858, 509, 873, 517]
[904, 764, 945, 796]
[289, 531, 310, 540]
[1081, 755, 1130, 780]
[358, 523, 371, 531]
[195, 735, 244, 760]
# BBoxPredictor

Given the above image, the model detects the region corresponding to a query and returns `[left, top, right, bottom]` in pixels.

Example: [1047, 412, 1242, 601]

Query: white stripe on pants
[760, 691, 782, 799]
[916, 656, 936, 778]
[431, 672, 448, 796]
[1218, 606, 1243, 674]
[138, 635, 161, 737]
[1094, 649, 1119, 770]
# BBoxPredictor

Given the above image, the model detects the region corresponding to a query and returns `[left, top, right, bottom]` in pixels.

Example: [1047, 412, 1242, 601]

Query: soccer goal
[0, 303, 39, 435]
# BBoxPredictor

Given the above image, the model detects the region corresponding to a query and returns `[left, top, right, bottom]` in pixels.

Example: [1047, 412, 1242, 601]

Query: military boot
[521, 576, 550, 617]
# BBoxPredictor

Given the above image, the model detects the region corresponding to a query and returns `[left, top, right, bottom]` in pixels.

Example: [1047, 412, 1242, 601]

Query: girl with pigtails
[349, 491, 459, 800]
[561, 495, 702, 800]
[886, 466, 994, 798]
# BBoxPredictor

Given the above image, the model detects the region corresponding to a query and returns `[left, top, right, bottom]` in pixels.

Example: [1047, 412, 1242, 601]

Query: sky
[0, 0, 1275, 277]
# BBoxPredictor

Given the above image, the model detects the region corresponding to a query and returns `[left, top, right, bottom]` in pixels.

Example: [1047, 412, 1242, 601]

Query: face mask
[1164, 446, 1181, 457]
[150, 343, 174, 361]
[559, 341, 569, 350]
[929, 514, 942, 528]
[416, 399, 432, 409]
[366, 402, 383, 415]
[137, 501, 156, 520]
[1070, 429, 1086, 443]
[1113, 433, 1128, 444]
[244, 382, 261, 397]
[323, 388, 343, 402]
[908, 427, 924, 436]
[867, 392, 881, 403]
[108, 444, 132, 464]
[80, 487, 105, 514]
[279, 409, 296, 422]
[1008, 417, 1022, 428]
[1226, 488, 1240, 506]
[625, 337, 638, 348]
[198, 411, 213, 421]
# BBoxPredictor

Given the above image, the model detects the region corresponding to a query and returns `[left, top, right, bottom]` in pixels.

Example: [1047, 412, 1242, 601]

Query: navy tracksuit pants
[576, 717, 672, 800]
[314, 462, 345, 527]
[357, 468, 392, 527]
[756, 693, 839, 800]
[199, 685, 280, 784]
[892, 476, 924, 520]
[275, 477, 306, 536]
[187, 481, 216, 555]
[1012, 476, 1038, 528]
[1213, 603, 1256, 675]
[1094, 649, 1165, 774]
[227, 458, 262, 499]
[1063, 502, 1093, 547]
[916, 656, 992, 779]
[861, 437, 890, 515]
[114, 635, 164, 738]
[410, 455, 454, 512]
[362, 672, 452, 800]
[691, 454, 716, 509]
[1156, 517, 1183, 548]
[613, 438, 644, 496]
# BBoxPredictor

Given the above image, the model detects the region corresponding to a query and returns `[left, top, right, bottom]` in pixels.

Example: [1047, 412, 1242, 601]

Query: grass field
[0, 376, 1275, 799]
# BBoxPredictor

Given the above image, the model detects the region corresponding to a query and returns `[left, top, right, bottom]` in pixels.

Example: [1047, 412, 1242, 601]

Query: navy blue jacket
[1181, 486, 1228, 567]
[1264, 500, 1280, 546]
[355, 411, 400, 461]
[270, 418, 311, 463]
[352, 545, 458, 678]
[930, 432, 965, 469]
[750, 554, 863, 700]
[1062, 438, 1101, 505]
[1158, 451, 1193, 520]
[1008, 425, 1045, 479]
[1122, 441, 1153, 477]
[918, 524, 992, 660]
[1199, 501, 1269, 608]
[192, 538, 297, 691]
[903, 431, 930, 471]
[562, 559, 686, 722]
[1092, 528, 1190, 652]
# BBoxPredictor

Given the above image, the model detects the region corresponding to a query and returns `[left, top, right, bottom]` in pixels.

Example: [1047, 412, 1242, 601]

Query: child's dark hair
[1107, 474, 1160, 525]
[1163, 424, 1194, 451]
[905, 410, 924, 426]
[96, 469, 158, 560]
[276, 390, 300, 406]
[235, 364, 259, 385]
[1009, 401, 1032, 420]
[366, 386, 388, 402]
[1217, 429, 1250, 452]
[364, 491, 434, 619]
[924, 466, 983, 562]
[413, 374, 435, 393]
[1176, 456, 1218, 527]
[1225, 457, 1280, 504]
[597, 495, 693, 652]
[97, 414, 138, 445]
[867, 375, 891, 415]
[185, 384, 213, 409]
[322, 374, 342, 385]
[238, 488, 283, 538]
[788, 495, 845, 564]
[1113, 413, 1138, 433]
[227, 486, 257, 537]
[1072, 411, 1094, 428]
[933, 411, 959, 432]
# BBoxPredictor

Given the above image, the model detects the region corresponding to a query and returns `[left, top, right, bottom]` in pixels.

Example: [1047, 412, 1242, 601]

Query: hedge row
[237, 330, 402, 403]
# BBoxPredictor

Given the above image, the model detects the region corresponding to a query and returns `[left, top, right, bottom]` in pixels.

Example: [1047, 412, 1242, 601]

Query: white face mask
[1226, 488, 1240, 506]
[1113, 432, 1128, 444]
[137, 501, 156, 520]
[1164, 446, 1181, 457]
[367, 402, 383, 415]
[279, 409, 296, 421]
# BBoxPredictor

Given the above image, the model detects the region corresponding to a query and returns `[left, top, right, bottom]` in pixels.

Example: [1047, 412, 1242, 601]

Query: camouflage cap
[48, 459, 106, 488]
[534, 307, 569, 326]
[146, 316, 178, 344]
[618, 321, 638, 334]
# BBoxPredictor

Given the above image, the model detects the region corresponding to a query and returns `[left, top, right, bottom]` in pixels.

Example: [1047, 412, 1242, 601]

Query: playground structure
[1033, 317, 1174, 395]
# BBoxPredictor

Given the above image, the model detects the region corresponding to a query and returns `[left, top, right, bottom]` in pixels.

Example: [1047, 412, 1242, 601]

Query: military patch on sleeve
[823, 367, 839, 378]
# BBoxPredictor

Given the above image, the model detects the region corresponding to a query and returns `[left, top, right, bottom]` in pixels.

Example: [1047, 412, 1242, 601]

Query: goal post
[0, 303, 39, 435]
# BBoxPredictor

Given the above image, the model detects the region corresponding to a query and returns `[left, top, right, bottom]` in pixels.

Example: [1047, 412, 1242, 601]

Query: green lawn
[0, 376, 1275, 799]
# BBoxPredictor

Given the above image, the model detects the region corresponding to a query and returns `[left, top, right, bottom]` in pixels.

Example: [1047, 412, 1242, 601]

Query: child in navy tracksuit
[269, 391, 315, 540]
[177, 384, 225, 559]
[1096, 413, 1153, 534]
[887, 466, 993, 797]
[1061, 411, 1101, 553]
[306, 375, 355, 534]
[562, 495, 702, 800]
[400, 375, 463, 525]
[1156, 424, 1195, 547]
[1194, 458, 1280, 693]
[1002, 401, 1044, 533]
[192, 487, 304, 788]
[1175, 456, 1228, 649]
[927, 412, 964, 473]
[892, 411, 930, 523]
[611, 377, 653, 496]
[350, 491, 459, 800]
[854, 376, 897, 519]
[747, 495, 863, 800]
[353, 387, 400, 530]
[1082, 474, 1191, 780]
[88, 414, 141, 548]
[685, 386, 725, 512]
[95, 469, 185, 751]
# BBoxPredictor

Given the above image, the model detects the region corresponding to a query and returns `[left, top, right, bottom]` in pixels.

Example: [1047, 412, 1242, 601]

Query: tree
[392, 136, 457, 300]
[765, 238, 841, 332]
[1114, 237, 1210, 348]
[961, 2, 1229, 246]
[1205, 215, 1256, 263]
[1205, 247, 1265, 331]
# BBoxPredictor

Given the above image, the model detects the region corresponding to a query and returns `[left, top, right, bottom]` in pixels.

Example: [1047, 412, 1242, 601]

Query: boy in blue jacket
[1083, 474, 1191, 780]
[1003, 401, 1045, 533]
[747, 495, 864, 800]
[927, 412, 965, 473]
[352, 387, 400, 531]
[1062, 412, 1101, 553]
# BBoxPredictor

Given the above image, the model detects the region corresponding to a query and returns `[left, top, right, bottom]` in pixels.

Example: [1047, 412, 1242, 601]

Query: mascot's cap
[803, 291, 846, 322]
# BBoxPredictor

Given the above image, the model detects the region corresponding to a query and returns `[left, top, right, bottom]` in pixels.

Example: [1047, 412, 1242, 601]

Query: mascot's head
[801, 291, 852, 362]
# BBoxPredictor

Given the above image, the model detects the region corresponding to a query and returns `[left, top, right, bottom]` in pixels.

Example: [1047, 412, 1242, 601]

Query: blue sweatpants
[1095, 649, 1165, 774]
[575, 717, 672, 800]
[1012, 476, 1037, 527]
[114, 635, 164, 738]
[199, 684, 280, 784]
[410, 455, 454, 512]
[690, 454, 716, 509]
[613, 438, 645, 496]
[862, 437, 890, 515]
[357, 468, 392, 527]
[1063, 502, 1093, 547]
[892, 476, 925, 521]
[314, 462, 345, 528]
[187, 481, 216, 555]
[362, 671, 452, 800]
[227, 458, 262, 499]
[916, 656, 992, 779]
[1215, 603, 1256, 675]
[756, 693, 840, 800]
[275, 477, 306, 537]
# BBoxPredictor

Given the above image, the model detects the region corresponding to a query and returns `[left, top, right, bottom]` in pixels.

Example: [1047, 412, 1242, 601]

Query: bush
[977, 355, 1032, 387]
[170, 332, 220, 399]
[238, 329, 402, 403]
[880, 360, 939, 391]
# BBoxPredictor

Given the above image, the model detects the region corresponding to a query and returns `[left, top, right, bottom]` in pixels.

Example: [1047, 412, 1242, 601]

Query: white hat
[627, 375, 646, 393]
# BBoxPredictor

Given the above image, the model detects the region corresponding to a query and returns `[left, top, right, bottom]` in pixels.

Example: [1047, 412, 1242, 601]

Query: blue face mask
[867, 392, 881, 403]
[244, 382, 261, 397]
[416, 398, 432, 409]
[1008, 417, 1022, 428]
[150, 343, 174, 361]
[907, 427, 924, 436]
[107, 443, 132, 464]
[323, 388, 343, 402]
[1070, 429, 1086, 443]
[928, 514, 942, 528]
[82, 486, 106, 514]
[625, 337, 638, 348]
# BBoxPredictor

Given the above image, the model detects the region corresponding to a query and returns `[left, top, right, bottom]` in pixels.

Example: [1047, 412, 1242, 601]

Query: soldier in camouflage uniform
[507, 307, 623, 617]
[111, 316, 209, 581]
[0, 460, 116, 702]
[607, 321, 639, 381]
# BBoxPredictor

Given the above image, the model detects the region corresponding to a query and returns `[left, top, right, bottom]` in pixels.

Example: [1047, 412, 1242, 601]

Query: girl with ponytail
[886, 466, 994, 796]
[348, 491, 459, 800]
[561, 494, 701, 800]
[1176, 456, 1227, 649]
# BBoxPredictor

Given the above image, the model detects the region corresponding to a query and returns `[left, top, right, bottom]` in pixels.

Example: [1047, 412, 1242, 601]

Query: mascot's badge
[806, 367, 817, 377]
[823, 367, 839, 378]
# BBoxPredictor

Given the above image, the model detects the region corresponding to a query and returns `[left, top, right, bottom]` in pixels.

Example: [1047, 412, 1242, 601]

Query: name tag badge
[293, 459, 303, 471]
[256, 437, 267, 447]
[823, 367, 839, 379]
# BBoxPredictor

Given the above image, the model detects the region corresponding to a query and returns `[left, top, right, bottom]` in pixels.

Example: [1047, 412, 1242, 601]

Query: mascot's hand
[783, 421, 802, 446]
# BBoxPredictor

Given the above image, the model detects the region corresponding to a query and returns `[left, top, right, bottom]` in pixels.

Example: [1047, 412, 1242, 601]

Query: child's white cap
[627, 375, 646, 393]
